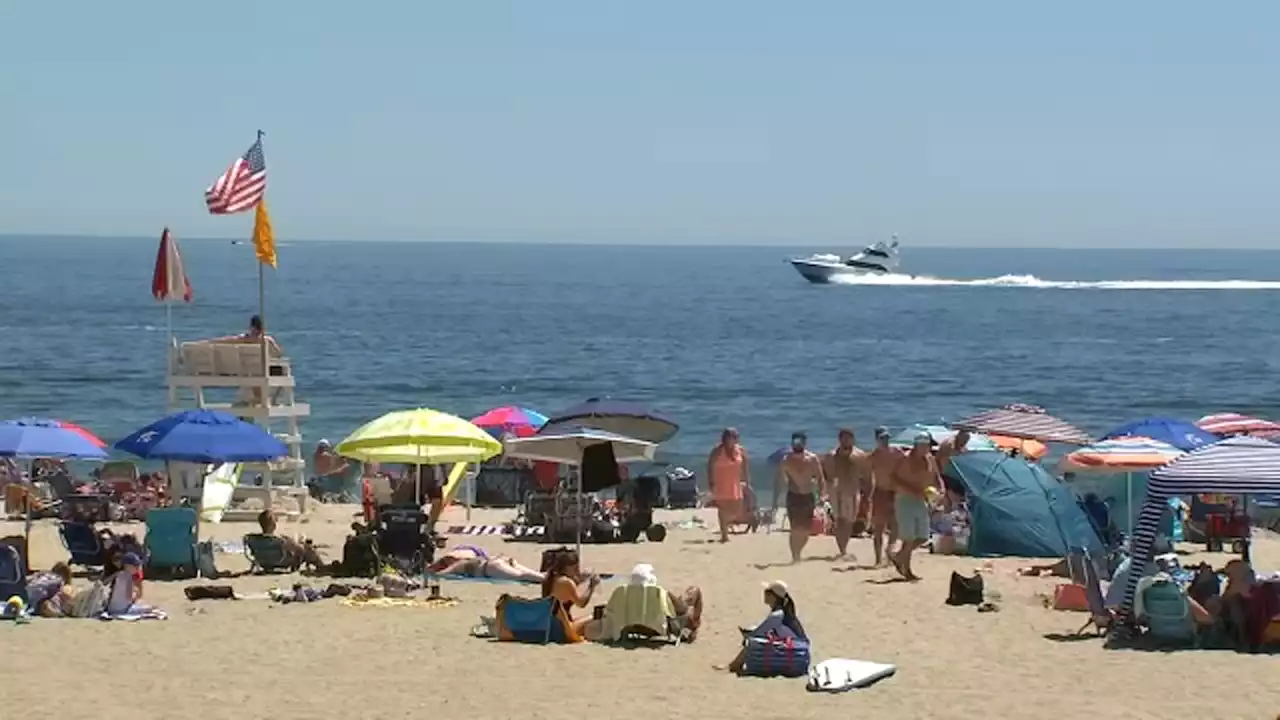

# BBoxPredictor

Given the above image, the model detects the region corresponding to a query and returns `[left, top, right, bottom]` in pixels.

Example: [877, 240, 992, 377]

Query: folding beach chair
[144, 507, 198, 579]
[59, 520, 108, 568]
[601, 583, 681, 645]
[374, 504, 432, 575]
[1074, 551, 1114, 637]
[0, 544, 28, 608]
[243, 533, 297, 573]
[494, 594, 581, 644]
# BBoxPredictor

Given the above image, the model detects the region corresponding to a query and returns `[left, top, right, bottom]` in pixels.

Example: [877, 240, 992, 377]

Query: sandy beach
[3, 503, 1277, 720]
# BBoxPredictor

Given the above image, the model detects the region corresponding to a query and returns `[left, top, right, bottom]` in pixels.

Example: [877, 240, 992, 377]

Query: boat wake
[829, 273, 1280, 290]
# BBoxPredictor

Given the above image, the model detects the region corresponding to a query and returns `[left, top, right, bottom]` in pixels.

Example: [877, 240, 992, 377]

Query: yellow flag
[253, 199, 277, 268]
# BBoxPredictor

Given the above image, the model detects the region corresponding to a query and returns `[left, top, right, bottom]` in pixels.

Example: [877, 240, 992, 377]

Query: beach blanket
[340, 596, 459, 609]
[100, 606, 168, 621]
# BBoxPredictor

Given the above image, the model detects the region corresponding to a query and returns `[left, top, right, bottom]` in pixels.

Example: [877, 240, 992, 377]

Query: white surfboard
[200, 463, 242, 524]
[806, 658, 897, 692]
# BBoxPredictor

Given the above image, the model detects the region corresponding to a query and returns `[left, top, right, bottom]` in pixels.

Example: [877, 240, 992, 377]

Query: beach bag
[340, 532, 378, 578]
[744, 633, 811, 678]
[1052, 583, 1089, 612]
[1141, 578, 1196, 644]
[945, 571, 984, 606]
[195, 541, 219, 579]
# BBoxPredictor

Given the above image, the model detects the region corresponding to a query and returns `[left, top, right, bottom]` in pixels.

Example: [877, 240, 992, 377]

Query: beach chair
[144, 507, 198, 579]
[0, 544, 28, 607]
[600, 583, 680, 645]
[374, 504, 432, 575]
[1074, 551, 1115, 637]
[0, 535, 29, 576]
[243, 533, 296, 573]
[494, 594, 581, 644]
[1137, 576, 1200, 647]
[59, 521, 108, 568]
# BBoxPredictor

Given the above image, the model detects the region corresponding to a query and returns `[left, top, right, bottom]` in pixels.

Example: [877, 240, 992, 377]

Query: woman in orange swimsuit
[707, 428, 751, 543]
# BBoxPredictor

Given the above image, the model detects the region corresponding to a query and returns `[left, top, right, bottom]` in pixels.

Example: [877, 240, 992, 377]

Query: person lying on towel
[427, 545, 545, 583]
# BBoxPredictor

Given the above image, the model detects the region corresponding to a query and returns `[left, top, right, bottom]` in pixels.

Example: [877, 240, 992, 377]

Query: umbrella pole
[165, 301, 174, 374]
[575, 462, 582, 559]
[466, 463, 473, 522]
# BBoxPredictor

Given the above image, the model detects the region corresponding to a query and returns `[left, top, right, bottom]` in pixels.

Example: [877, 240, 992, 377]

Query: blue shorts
[894, 495, 930, 542]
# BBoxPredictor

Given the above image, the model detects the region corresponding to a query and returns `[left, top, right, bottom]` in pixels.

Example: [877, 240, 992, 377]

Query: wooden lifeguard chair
[167, 339, 310, 520]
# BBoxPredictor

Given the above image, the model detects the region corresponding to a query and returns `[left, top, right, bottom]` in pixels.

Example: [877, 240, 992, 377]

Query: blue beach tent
[944, 451, 1103, 558]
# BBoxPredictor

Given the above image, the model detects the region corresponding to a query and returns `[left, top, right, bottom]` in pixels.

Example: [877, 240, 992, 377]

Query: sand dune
[3, 504, 1277, 720]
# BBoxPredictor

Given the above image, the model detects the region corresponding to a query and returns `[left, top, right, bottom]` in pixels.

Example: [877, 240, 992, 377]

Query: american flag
[205, 134, 267, 214]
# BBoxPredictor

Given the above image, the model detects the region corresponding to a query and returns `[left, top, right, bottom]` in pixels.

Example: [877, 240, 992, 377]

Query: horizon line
[1, 232, 1278, 252]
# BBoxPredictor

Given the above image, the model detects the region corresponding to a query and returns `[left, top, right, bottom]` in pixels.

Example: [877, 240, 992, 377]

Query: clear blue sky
[4, 1, 1278, 247]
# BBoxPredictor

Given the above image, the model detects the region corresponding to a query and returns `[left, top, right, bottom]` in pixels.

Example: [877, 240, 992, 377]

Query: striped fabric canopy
[1119, 436, 1280, 616]
[1196, 413, 1280, 437]
[1060, 436, 1184, 472]
[951, 404, 1092, 445]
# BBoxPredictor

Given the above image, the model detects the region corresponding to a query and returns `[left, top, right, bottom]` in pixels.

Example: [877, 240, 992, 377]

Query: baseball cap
[913, 431, 932, 446]
[874, 426, 890, 439]
[120, 552, 143, 567]
[762, 579, 790, 599]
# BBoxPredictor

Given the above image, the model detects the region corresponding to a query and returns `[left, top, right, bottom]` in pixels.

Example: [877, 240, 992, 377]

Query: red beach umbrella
[1196, 413, 1280, 438]
[152, 227, 193, 303]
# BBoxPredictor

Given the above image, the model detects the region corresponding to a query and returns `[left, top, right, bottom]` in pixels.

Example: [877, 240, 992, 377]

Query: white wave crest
[828, 273, 1280, 290]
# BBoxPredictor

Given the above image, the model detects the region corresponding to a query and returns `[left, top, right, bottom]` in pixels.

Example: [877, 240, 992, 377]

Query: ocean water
[3, 235, 1280, 479]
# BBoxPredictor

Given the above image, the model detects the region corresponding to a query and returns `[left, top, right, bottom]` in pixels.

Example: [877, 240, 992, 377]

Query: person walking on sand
[774, 432, 825, 564]
[707, 428, 750, 543]
[889, 433, 938, 580]
[868, 427, 902, 567]
[823, 428, 871, 560]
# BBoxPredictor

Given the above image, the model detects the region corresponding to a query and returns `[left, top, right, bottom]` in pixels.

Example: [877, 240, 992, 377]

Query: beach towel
[340, 596, 458, 609]
[601, 584, 675, 642]
[444, 524, 546, 538]
[806, 659, 897, 692]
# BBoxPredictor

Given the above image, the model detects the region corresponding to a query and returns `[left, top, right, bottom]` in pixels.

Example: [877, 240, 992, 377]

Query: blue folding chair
[144, 507, 198, 579]
[0, 544, 28, 609]
[59, 521, 108, 568]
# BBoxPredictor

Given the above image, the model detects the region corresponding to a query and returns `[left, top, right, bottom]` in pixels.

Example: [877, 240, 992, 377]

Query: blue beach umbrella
[1101, 417, 1218, 452]
[0, 418, 108, 459]
[114, 409, 287, 464]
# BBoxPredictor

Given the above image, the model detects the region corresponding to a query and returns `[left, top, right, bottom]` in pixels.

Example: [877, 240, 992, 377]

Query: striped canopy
[1196, 413, 1280, 437]
[1120, 436, 1280, 616]
[951, 404, 1092, 445]
[1060, 436, 1184, 472]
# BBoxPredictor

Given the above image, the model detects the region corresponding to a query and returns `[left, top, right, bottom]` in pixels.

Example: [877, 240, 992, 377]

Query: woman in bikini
[426, 545, 545, 583]
[542, 549, 600, 636]
[707, 428, 751, 542]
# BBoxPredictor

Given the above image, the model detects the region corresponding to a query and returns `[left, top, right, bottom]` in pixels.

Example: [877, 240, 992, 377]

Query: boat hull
[789, 259, 885, 284]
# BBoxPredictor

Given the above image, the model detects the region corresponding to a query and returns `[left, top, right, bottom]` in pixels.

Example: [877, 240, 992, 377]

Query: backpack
[945, 571, 985, 606]
[1140, 578, 1196, 644]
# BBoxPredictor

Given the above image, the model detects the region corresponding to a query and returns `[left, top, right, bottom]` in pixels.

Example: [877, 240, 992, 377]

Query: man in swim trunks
[868, 427, 903, 568]
[823, 428, 871, 560]
[889, 432, 938, 581]
[774, 432, 825, 564]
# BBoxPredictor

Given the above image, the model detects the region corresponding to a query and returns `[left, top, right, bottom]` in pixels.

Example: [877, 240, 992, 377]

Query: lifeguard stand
[167, 339, 310, 519]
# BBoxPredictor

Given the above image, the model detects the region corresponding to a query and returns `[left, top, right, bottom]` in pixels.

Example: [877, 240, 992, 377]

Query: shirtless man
[889, 433, 939, 580]
[823, 428, 871, 559]
[774, 432, 825, 564]
[934, 430, 970, 488]
[867, 427, 903, 567]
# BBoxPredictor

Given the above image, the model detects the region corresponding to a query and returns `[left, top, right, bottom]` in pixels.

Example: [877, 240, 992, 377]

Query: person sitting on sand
[26, 562, 73, 618]
[719, 580, 807, 674]
[588, 563, 705, 643]
[257, 510, 326, 571]
[427, 546, 545, 583]
[542, 549, 601, 637]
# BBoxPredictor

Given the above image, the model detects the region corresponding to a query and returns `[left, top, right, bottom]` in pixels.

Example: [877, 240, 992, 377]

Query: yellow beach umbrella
[335, 408, 502, 465]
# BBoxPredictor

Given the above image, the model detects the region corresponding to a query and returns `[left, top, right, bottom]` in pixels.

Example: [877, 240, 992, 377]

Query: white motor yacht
[789, 237, 901, 284]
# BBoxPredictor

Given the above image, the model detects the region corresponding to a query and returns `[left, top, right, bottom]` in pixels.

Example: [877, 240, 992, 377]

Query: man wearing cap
[823, 428, 871, 559]
[774, 432, 826, 564]
[868, 427, 902, 567]
[889, 432, 939, 580]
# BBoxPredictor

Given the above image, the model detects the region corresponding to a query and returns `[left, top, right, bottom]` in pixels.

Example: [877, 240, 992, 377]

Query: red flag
[153, 227, 193, 302]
